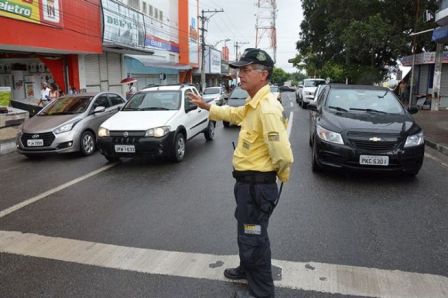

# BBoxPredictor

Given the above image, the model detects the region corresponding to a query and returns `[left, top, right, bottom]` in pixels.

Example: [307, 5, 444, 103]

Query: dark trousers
[234, 180, 278, 298]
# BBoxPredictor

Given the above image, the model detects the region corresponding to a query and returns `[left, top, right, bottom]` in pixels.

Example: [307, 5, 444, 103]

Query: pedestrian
[49, 83, 60, 101]
[399, 80, 408, 104]
[37, 82, 50, 106]
[126, 82, 137, 100]
[188, 48, 294, 298]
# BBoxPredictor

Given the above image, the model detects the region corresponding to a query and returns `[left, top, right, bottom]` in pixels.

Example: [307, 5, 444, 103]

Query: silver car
[16, 92, 126, 158]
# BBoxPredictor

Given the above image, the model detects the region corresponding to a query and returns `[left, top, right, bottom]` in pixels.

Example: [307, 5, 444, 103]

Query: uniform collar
[245, 84, 270, 109]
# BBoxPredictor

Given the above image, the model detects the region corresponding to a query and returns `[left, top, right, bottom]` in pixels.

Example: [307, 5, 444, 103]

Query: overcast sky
[199, 0, 303, 73]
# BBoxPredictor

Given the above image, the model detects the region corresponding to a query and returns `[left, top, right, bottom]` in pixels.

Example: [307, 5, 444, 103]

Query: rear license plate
[114, 145, 135, 153]
[359, 155, 389, 166]
[27, 139, 44, 146]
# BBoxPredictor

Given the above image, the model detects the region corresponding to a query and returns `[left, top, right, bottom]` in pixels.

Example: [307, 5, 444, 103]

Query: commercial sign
[0, 0, 63, 27]
[401, 51, 448, 66]
[102, 0, 145, 48]
[205, 47, 222, 74]
[143, 15, 179, 53]
[189, 2, 199, 65]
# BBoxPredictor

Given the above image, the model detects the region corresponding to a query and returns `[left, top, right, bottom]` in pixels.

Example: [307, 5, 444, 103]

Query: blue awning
[432, 26, 448, 42]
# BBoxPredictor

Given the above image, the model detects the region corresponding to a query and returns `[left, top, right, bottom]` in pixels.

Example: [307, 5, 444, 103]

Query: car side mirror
[186, 104, 198, 112]
[408, 106, 418, 114]
[93, 106, 106, 113]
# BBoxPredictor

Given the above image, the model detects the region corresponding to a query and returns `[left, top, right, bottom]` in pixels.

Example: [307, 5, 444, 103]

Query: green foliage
[296, 0, 438, 84]
[271, 67, 289, 85]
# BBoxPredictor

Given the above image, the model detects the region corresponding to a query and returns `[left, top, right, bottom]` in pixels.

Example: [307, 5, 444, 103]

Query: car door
[184, 87, 207, 138]
[88, 94, 112, 131]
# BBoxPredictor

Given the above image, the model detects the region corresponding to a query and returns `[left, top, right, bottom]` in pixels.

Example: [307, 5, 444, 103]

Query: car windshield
[39, 96, 92, 115]
[270, 86, 279, 92]
[203, 87, 221, 95]
[123, 91, 181, 111]
[304, 80, 325, 87]
[326, 89, 403, 114]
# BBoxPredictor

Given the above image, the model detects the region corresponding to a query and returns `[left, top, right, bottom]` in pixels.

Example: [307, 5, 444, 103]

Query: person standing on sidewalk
[189, 48, 293, 298]
[37, 82, 50, 106]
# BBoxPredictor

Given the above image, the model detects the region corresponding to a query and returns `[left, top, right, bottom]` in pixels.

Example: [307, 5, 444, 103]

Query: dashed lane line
[0, 163, 117, 219]
[0, 230, 447, 297]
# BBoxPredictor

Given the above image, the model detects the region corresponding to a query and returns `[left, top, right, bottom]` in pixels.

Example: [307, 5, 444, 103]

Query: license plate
[114, 145, 135, 153]
[359, 155, 389, 166]
[27, 139, 44, 146]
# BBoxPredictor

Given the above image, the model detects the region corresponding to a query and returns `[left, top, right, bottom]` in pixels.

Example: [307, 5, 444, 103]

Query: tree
[271, 67, 289, 85]
[296, 0, 437, 84]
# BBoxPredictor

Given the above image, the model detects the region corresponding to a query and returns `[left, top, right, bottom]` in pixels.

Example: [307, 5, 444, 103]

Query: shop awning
[126, 55, 191, 70]
[103, 43, 154, 55]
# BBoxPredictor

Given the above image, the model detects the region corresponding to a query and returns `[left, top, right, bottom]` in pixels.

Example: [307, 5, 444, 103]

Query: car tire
[104, 154, 120, 162]
[170, 133, 186, 162]
[309, 135, 313, 147]
[80, 131, 96, 156]
[223, 121, 230, 128]
[311, 140, 322, 172]
[204, 121, 215, 141]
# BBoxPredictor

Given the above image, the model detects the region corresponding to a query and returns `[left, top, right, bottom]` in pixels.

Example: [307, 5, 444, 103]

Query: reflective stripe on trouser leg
[234, 181, 278, 298]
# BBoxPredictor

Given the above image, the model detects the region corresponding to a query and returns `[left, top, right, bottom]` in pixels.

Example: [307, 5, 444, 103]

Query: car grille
[21, 132, 55, 147]
[110, 131, 145, 145]
[346, 132, 402, 152]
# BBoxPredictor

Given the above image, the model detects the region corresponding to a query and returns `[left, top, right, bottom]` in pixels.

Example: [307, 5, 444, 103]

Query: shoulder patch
[268, 131, 280, 142]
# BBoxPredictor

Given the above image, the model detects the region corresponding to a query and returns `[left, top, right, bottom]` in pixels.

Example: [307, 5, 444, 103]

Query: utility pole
[234, 41, 249, 61]
[199, 8, 223, 92]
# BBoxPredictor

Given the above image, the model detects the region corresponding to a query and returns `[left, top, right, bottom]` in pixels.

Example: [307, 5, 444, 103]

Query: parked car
[296, 78, 326, 107]
[96, 84, 215, 162]
[16, 92, 126, 158]
[202, 86, 227, 106]
[308, 84, 424, 176]
[270, 85, 281, 103]
[222, 86, 248, 127]
[309, 84, 327, 106]
[279, 85, 296, 92]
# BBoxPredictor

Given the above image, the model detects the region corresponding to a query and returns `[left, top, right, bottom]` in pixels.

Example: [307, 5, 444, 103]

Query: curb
[425, 138, 448, 156]
[0, 138, 16, 155]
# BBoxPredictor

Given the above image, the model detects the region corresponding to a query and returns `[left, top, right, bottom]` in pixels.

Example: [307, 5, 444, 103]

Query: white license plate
[114, 145, 135, 153]
[27, 139, 44, 146]
[359, 155, 389, 166]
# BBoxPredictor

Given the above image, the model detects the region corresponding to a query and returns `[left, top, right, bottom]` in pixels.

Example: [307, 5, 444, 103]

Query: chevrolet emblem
[369, 137, 382, 142]
[123, 131, 128, 137]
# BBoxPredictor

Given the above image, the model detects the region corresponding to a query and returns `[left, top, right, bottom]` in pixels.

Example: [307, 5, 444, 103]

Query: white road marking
[289, 102, 294, 108]
[287, 112, 294, 138]
[1, 230, 447, 298]
[0, 163, 117, 219]
[424, 152, 448, 168]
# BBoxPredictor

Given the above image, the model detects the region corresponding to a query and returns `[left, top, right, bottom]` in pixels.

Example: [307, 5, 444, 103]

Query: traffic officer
[189, 48, 293, 298]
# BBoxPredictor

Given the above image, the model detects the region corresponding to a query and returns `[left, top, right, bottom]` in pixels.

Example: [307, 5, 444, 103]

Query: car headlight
[98, 127, 110, 137]
[316, 125, 344, 144]
[404, 131, 424, 148]
[145, 126, 170, 137]
[54, 122, 77, 134]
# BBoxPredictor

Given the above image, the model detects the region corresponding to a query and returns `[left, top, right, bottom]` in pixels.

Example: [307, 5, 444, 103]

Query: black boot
[224, 266, 246, 280]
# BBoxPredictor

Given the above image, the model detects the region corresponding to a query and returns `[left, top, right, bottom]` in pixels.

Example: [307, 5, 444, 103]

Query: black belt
[232, 170, 276, 184]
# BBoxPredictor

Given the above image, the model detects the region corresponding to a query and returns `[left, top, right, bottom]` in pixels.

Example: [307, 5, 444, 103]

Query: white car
[296, 78, 326, 107]
[270, 85, 281, 103]
[202, 86, 227, 106]
[97, 84, 215, 162]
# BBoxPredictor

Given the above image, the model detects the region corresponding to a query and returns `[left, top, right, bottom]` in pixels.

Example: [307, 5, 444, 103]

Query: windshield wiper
[123, 107, 139, 111]
[350, 108, 388, 114]
[328, 106, 348, 112]
[48, 112, 75, 115]
[141, 107, 171, 111]
[377, 90, 389, 98]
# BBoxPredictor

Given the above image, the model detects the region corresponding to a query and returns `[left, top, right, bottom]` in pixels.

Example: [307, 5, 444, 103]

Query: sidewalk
[1, 109, 448, 156]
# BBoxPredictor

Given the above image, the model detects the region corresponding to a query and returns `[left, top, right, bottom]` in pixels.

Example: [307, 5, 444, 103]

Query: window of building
[149, 5, 153, 16]
[159, 10, 163, 22]
[142, 1, 147, 14]
[128, 0, 139, 10]
[155, 8, 158, 20]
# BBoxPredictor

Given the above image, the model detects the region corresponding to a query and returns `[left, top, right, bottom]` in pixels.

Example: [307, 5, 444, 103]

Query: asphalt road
[1, 92, 447, 297]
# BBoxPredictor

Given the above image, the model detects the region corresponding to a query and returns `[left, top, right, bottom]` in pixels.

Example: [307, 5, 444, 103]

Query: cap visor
[229, 60, 253, 68]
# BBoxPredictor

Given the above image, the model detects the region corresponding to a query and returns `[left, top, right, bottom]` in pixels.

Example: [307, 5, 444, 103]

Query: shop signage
[143, 15, 179, 53]
[102, 0, 145, 48]
[401, 51, 448, 66]
[189, 2, 199, 65]
[0, 0, 63, 27]
[205, 47, 222, 74]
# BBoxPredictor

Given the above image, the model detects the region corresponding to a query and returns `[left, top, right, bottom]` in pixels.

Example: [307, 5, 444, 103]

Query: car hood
[320, 111, 416, 134]
[203, 94, 219, 100]
[100, 110, 178, 130]
[22, 114, 81, 133]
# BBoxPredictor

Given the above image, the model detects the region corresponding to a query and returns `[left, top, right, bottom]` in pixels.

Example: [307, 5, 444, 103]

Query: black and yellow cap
[229, 48, 274, 68]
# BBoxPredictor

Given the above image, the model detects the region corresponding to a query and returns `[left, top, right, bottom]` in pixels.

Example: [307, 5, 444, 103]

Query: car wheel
[170, 133, 186, 162]
[311, 139, 322, 172]
[309, 135, 313, 147]
[204, 121, 215, 141]
[80, 131, 96, 156]
[104, 154, 120, 162]
[223, 121, 230, 128]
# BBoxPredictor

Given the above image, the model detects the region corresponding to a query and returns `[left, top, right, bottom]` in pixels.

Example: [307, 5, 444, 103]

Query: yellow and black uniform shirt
[209, 85, 294, 182]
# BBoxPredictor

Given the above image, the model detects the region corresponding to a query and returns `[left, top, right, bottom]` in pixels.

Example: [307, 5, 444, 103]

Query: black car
[308, 84, 424, 176]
